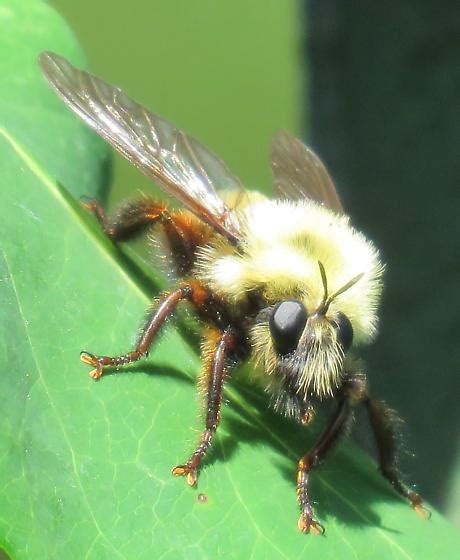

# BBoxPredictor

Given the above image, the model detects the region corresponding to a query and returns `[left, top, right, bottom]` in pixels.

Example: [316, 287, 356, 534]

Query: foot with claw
[298, 513, 325, 535]
[80, 196, 97, 212]
[172, 429, 212, 487]
[171, 463, 199, 487]
[409, 492, 431, 520]
[80, 351, 105, 380]
[81, 347, 140, 379]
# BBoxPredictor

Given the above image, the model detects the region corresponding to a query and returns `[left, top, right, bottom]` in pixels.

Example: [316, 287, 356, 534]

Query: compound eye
[334, 312, 353, 351]
[269, 300, 308, 356]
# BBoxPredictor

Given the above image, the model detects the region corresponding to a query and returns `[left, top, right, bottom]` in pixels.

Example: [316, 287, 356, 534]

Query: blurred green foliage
[50, 0, 303, 205]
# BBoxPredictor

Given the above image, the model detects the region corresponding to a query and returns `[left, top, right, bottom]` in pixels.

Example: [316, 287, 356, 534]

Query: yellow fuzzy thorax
[196, 191, 384, 345]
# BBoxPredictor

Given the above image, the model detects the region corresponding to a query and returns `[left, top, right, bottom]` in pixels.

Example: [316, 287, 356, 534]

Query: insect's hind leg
[83, 196, 206, 274]
[82, 196, 168, 242]
[364, 398, 429, 518]
[81, 285, 192, 379]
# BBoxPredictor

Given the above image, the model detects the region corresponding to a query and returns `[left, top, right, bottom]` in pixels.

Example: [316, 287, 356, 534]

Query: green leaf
[1, 2, 459, 559]
[0, 0, 110, 200]
[2, 138, 460, 560]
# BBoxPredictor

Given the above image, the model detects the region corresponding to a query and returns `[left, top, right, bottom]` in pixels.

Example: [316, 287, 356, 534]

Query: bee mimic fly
[39, 51, 428, 534]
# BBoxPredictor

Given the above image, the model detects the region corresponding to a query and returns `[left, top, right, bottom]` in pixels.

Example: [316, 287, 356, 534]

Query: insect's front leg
[364, 398, 429, 518]
[172, 326, 236, 486]
[80, 285, 193, 379]
[296, 395, 353, 535]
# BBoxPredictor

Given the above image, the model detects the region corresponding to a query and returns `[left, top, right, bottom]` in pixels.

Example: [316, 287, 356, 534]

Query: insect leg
[296, 397, 353, 534]
[171, 326, 235, 486]
[83, 197, 207, 274]
[82, 197, 168, 242]
[364, 398, 429, 518]
[80, 285, 192, 379]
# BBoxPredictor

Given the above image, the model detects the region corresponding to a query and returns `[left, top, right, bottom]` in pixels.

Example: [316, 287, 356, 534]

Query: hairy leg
[82, 197, 168, 242]
[81, 285, 193, 379]
[172, 326, 236, 486]
[295, 374, 369, 534]
[343, 374, 428, 517]
[296, 396, 353, 534]
[83, 196, 208, 274]
[365, 398, 428, 517]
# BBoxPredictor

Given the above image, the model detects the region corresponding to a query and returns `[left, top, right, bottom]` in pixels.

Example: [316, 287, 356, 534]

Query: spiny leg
[82, 197, 168, 242]
[81, 285, 192, 379]
[172, 326, 236, 486]
[364, 398, 429, 518]
[83, 196, 207, 274]
[296, 396, 353, 534]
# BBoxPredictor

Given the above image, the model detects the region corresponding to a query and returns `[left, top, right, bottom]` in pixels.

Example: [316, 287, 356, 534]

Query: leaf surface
[0, 0, 110, 200]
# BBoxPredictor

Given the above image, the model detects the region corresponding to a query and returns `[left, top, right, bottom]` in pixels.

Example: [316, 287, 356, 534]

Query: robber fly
[39, 52, 427, 534]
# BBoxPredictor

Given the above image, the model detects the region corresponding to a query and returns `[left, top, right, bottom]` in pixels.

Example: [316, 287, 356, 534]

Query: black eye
[334, 312, 353, 351]
[269, 300, 308, 356]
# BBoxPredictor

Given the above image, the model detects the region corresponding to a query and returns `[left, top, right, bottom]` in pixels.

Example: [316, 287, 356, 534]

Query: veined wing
[270, 130, 344, 214]
[39, 51, 242, 244]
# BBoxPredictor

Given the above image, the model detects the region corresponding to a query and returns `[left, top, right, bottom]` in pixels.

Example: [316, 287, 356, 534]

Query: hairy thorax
[195, 191, 383, 344]
[193, 191, 384, 408]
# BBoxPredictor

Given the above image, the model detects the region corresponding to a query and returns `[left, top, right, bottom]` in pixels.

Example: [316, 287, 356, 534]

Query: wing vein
[39, 51, 243, 244]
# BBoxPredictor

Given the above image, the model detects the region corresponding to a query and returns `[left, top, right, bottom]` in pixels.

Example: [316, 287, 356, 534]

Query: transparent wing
[39, 51, 242, 244]
[270, 130, 344, 213]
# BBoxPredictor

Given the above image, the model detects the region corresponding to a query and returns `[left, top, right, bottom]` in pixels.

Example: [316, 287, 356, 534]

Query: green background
[49, 0, 303, 205]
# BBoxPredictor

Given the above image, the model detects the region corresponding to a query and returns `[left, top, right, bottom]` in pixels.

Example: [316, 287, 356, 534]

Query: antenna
[316, 261, 364, 315]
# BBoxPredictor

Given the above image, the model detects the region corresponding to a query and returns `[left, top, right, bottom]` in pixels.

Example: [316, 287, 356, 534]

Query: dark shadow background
[306, 1, 460, 526]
